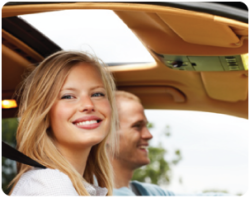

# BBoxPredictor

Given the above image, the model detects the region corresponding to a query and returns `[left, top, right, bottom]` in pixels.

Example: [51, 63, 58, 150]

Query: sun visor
[157, 12, 247, 48]
[117, 86, 186, 103]
[201, 71, 248, 102]
[115, 10, 248, 56]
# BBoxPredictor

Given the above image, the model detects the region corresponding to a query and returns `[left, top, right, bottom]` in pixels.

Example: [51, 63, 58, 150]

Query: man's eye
[61, 95, 74, 99]
[133, 125, 142, 129]
[92, 92, 105, 97]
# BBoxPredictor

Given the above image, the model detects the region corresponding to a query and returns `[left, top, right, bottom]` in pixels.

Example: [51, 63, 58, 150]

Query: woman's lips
[73, 116, 103, 129]
[73, 115, 102, 123]
[74, 120, 102, 129]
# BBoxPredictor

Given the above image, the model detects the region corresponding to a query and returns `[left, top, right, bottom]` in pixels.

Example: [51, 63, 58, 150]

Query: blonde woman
[9, 51, 118, 196]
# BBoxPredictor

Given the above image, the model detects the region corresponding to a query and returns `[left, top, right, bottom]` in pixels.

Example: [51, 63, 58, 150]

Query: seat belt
[2, 141, 46, 169]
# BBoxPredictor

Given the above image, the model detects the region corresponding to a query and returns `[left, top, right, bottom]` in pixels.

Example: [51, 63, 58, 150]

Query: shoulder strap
[2, 141, 46, 169]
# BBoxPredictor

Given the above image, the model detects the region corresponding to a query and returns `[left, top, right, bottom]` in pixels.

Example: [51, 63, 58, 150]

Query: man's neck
[111, 158, 134, 189]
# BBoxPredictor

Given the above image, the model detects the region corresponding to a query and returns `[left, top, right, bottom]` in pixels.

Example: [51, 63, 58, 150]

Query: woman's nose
[79, 96, 95, 113]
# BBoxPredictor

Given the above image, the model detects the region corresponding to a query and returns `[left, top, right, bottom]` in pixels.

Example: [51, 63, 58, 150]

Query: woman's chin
[77, 136, 106, 148]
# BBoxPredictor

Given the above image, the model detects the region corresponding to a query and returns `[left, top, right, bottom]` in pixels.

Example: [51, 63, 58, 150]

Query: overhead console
[152, 51, 248, 71]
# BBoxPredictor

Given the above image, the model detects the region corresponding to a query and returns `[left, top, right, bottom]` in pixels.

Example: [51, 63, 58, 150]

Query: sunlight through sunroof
[19, 10, 155, 64]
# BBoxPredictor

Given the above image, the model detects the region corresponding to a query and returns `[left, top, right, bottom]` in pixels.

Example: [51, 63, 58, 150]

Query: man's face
[115, 99, 153, 169]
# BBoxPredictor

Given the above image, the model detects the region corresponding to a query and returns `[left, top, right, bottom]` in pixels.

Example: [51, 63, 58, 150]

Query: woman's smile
[73, 115, 103, 129]
[74, 121, 102, 129]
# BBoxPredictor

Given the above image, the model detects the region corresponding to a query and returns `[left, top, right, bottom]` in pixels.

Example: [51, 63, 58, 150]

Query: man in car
[110, 91, 175, 196]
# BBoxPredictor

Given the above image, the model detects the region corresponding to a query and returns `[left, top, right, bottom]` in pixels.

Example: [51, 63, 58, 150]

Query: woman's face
[49, 63, 111, 150]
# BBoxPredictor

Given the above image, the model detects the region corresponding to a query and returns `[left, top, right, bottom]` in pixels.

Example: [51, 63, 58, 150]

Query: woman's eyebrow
[90, 85, 105, 90]
[60, 85, 105, 92]
[60, 87, 77, 92]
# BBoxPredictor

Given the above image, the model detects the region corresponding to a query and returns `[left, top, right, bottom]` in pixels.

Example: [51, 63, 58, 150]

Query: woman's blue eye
[92, 92, 105, 97]
[61, 95, 74, 99]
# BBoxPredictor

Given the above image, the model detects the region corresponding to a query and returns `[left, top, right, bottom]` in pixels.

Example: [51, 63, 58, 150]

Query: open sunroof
[17, 10, 155, 64]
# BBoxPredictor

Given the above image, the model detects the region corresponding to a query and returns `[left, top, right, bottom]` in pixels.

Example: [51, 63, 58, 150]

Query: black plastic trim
[2, 16, 62, 58]
[3, 2, 248, 23]
[214, 2, 248, 10]
[4, 2, 76, 6]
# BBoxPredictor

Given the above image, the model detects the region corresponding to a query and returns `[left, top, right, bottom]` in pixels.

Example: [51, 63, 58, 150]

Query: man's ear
[106, 134, 111, 146]
[105, 136, 115, 159]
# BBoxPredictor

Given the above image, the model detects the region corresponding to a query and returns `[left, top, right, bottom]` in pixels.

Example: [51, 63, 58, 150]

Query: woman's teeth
[76, 120, 98, 126]
[139, 146, 147, 149]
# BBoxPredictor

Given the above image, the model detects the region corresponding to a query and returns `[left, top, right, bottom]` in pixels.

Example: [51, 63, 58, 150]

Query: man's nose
[141, 127, 153, 140]
[79, 96, 95, 113]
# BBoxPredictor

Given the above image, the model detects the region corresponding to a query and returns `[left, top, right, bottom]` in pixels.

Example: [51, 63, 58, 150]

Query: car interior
[2, 2, 248, 121]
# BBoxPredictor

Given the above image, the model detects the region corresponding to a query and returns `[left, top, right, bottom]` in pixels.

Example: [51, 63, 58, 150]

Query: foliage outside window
[2, 118, 18, 195]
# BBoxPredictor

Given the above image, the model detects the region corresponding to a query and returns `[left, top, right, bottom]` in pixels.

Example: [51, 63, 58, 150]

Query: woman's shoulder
[11, 168, 78, 196]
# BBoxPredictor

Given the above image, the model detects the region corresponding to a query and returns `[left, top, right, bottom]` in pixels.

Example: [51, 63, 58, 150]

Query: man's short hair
[115, 91, 141, 103]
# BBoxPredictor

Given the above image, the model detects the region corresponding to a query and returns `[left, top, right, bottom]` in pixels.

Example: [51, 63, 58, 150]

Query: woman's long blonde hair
[10, 51, 118, 195]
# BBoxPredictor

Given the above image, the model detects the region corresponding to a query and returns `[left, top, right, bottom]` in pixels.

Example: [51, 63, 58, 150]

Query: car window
[19, 10, 155, 64]
[144, 110, 248, 195]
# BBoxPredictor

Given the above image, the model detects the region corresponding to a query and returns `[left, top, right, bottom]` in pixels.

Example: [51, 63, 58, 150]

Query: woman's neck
[56, 144, 92, 176]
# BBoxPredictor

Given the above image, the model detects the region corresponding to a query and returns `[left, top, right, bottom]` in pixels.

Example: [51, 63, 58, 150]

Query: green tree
[2, 118, 18, 195]
[132, 123, 182, 186]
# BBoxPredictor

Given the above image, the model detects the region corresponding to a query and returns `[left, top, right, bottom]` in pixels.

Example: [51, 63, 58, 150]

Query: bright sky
[19, 9, 249, 196]
[145, 110, 249, 195]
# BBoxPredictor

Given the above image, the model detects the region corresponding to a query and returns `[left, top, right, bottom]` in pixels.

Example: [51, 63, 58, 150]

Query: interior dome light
[2, 99, 17, 109]
[241, 53, 249, 71]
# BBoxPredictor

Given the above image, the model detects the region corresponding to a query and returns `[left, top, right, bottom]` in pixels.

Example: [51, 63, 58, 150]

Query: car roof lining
[2, 2, 248, 56]
[3, 2, 248, 23]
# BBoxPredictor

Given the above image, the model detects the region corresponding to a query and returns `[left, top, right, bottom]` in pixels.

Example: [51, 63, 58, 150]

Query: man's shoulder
[113, 187, 136, 196]
[114, 181, 230, 196]
[113, 181, 175, 196]
[130, 180, 175, 196]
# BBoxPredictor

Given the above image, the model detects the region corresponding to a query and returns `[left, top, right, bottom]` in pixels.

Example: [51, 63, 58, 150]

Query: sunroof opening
[19, 10, 155, 65]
